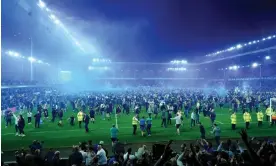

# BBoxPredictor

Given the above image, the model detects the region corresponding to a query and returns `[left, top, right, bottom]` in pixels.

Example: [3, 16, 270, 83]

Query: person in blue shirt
[139, 116, 146, 137]
[146, 116, 152, 136]
[84, 113, 90, 133]
[89, 107, 95, 124]
[110, 124, 119, 146]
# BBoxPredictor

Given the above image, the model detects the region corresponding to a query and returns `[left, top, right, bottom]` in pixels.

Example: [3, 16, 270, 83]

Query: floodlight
[88, 66, 93, 70]
[252, 62, 258, 68]
[37, 60, 43, 63]
[273, 35, 276, 38]
[232, 65, 238, 70]
[265, 56, 270, 60]
[37, 0, 46, 8]
[54, 19, 60, 25]
[13, 52, 19, 57]
[267, 36, 272, 39]
[28, 57, 36, 62]
[229, 66, 233, 70]
[252, 41, 256, 44]
[46, 8, 50, 12]
[248, 42, 252, 45]
[236, 44, 242, 49]
[262, 38, 266, 41]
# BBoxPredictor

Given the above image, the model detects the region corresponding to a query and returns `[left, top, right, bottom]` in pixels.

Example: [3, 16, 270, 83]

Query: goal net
[269, 98, 276, 123]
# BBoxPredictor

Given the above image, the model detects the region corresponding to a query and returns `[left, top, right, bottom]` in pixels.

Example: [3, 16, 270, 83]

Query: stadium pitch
[1, 107, 276, 151]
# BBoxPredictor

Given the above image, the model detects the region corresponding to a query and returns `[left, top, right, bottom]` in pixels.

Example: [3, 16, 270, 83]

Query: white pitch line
[216, 121, 224, 124]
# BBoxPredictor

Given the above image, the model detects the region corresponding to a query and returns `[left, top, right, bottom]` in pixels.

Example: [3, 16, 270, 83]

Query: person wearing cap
[110, 124, 119, 146]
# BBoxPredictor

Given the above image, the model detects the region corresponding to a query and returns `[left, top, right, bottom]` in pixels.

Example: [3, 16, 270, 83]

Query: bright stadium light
[54, 19, 60, 25]
[252, 62, 259, 68]
[265, 56, 271, 60]
[232, 65, 238, 70]
[37, 60, 43, 64]
[28, 57, 36, 62]
[13, 52, 19, 57]
[88, 66, 93, 70]
[236, 44, 242, 49]
[37, 0, 46, 9]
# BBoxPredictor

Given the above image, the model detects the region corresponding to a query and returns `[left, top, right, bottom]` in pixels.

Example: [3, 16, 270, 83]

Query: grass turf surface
[2, 107, 276, 151]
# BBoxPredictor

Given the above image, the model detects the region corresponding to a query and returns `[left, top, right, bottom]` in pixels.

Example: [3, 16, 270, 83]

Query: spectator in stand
[68, 145, 83, 166]
[123, 148, 136, 162]
[85, 147, 95, 166]
[52, 151, 60, 166]
[94, 144, 107, 166]
[44, 148, 55, 165]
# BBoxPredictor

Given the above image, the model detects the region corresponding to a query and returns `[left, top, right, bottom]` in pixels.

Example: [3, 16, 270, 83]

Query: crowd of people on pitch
[2, 129, 276, 166]
[2, 86, 276, 137]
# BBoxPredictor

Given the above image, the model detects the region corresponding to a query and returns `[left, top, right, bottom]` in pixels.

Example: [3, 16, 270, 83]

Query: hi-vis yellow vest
[266, 108, 272, 116]
[231, 114, 237, 124]
[243, 113, 251, 122]
[132, 117, 138, 125]
[257, 112, 264, 121]
[77, 112, 83, 121]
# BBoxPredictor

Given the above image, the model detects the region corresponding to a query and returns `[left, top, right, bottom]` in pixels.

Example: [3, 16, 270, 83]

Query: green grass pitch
[1, 107, 276, 151]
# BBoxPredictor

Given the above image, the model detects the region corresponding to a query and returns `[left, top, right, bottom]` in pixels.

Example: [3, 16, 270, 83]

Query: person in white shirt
[190, 110, 196, 128]
[79, 147, 88, 164]
[95, 145, 107, 166]
[27, 111, 32, 124]
[135, 145, 147, 160]
[123, 148, 136, 161]
[13, 113, 19, 136]
[171, 113, 182, 135]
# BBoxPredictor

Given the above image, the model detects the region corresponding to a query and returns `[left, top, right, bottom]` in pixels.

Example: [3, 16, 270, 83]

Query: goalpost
[269, 98, 276, 123]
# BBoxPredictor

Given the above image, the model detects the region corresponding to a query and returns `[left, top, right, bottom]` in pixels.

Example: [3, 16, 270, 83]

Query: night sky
[51, 0, 276, 62]
[2, 0, 276, 63]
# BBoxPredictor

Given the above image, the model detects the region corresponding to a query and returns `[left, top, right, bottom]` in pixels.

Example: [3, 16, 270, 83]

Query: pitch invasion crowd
[2, 87, 276, 166]
[2, 87, 276, 135]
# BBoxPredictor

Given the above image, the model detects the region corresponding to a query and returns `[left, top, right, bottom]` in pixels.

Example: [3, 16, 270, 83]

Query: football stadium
[1, 0, 276, 166]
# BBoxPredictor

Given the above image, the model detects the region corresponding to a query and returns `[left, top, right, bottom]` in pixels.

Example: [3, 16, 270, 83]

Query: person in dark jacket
[18, 115, 25, 137]
[68, 146, 83, 166]
[198, 122, 206, 139]
[34, 112, 41, 128]
[84, 113, 90, 133]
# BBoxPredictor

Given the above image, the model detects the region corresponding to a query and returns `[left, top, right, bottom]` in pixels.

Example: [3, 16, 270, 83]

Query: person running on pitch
[13, 113, 19, 136]
[171, 113, 182, 135]
[146, 115, 152, 136]
[110, 124, 119, 146]
[230, 112, 237, 130]
[139, 116, 146, 137]
[132, 114, 139, 135]
[257, 110, 264, 127]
